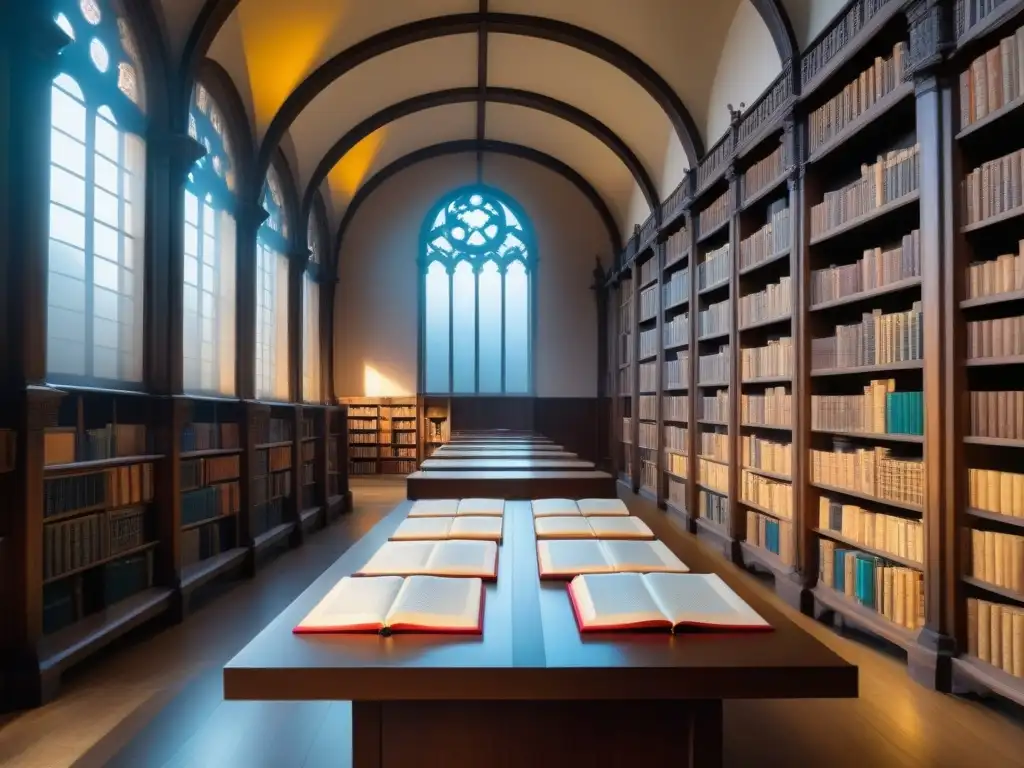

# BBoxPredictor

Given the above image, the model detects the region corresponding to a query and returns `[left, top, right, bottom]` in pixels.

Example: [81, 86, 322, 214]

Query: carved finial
[728, 103, 745, 125]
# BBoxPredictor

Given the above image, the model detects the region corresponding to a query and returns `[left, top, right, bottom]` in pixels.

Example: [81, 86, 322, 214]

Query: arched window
[47, 0, 147, 385]
[422, 187, 533, 394]
[255, 164, 291, 401]
[183, 82, 237, 396]
[302, 203, 325, 403]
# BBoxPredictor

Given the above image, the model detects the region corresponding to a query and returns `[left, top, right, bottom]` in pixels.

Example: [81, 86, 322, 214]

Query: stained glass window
[422, 188, 532, 394]
[46, 0, 147, 386]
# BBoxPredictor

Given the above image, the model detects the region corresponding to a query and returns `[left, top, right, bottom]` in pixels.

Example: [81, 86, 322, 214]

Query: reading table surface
[427, 449, 579, 459]
[405, 470, 617, 500]
[445, 440, 561, 449]
[419, 458, 596, 471]
[225, 502, 857, 768]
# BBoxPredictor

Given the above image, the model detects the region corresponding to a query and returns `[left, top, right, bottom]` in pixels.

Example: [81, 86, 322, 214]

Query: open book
[568, 572, 770, 633]
[537, 539, 688, 578]
[534, 515, 653, 540]
[357, 540, 498, 579]
[576, 498, 630, 516]
[457, 498, 505, 516]
[531, 498, 580, 517]
[531, 498, 631, 517]
[408, 499, 459, 517]
[390, 515, 503, 542]
[294, 575, 484, 635]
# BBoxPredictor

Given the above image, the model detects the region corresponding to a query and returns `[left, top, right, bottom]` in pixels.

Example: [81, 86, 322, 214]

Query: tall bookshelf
[637, 246, 661, 498]
[421, 397, 451, 458]
[617, 271, 635, 485]
[339, 396, 420, 475]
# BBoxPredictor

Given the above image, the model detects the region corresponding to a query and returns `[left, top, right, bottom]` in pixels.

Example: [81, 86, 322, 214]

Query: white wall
[704, 0, 784, 143]
[334, 153, 612, 399]
[781, 0, 850, 50]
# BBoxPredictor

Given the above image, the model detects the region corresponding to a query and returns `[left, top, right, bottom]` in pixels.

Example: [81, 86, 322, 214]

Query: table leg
[351, 701, 381, 768]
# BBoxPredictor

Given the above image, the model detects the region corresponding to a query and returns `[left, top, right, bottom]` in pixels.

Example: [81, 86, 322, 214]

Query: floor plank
[0, 478, 1020, 767]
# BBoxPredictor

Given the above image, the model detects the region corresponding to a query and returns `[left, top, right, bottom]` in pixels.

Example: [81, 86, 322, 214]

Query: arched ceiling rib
[333, 141, 623, 259]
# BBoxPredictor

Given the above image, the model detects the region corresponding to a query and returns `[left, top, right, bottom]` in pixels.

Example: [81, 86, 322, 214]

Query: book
[456, 498, 505, 516]
[532, 498, 581, 517]
[390, 516, 503, 542]
[293, 575, 484, 635]
[567, 572, 770, 633]
[408, 499, 459, 517]
[537, 539, 689, 579]
[357, 540, 498, 579]
[534, 516, 654, 540]
[575, 498, 630, 516]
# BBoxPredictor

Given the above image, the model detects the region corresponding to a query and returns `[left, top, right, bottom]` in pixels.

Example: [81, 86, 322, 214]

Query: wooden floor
[0, 479, 1021, 767]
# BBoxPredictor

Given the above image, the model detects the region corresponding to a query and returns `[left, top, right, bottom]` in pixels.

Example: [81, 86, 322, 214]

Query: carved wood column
[726, 160, 742, 557]
[903, 0, 957, 690]
[236, 203, 268, 402]
[591, 258, 610, 470]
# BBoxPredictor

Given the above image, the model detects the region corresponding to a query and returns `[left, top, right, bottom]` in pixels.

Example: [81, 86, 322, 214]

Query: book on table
[531, 498, 631, 517]
[457, 498, 505, 516]
[568, 572, 771, 633]
[408, 499, 505, 517]
[532, 498, 581, 517]
[293, 575, 484, 635]
[537, 539, 689, 578]
[358, 539, 499, 579]
[534, 515, 654, 540]
[390, 515, 503, 542]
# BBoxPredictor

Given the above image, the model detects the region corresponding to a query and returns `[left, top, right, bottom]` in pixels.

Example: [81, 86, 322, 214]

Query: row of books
[698, 243, 731, 290]
[810, 146, 921, 238]
[700, 391, 730, 423]
[738, 275, 792, 327]
[639, 255, 658, 287]
[665, 424, 687, 453]
[967, 247, 1024, 300]
[808, 42, 908, 153]
[699, 190, 730, 236]
[698, 298, 731, 338]
[250, 496, 287, 538]
[698, 489, 729, 527]
[741, 470, 793, 519]
[381, 447, 416, 459]
[350, 446, 376, 458]
[181, 521, 232, 570]
[663, 269, 689, 309]
[349, 407, 377, 418]
[960, 19, 1024, 132]
[639, 362, 657, 393]
[699, 428, 729, 462]
[665, 353, 689, 390]
[698, 345, 731, 384]
[255, 417, 293, 445]
[349, 419, 378, 430]
[351, 433, 378, 445]
[666, 227, 689, 268]
[967, 598, 1024, 678]
[44, 550, 154, 636]
[640, 328, 658, 360]
[968, 467, 1024, 517]
[350, 461, 377, 475]
[255, 445, 291, 474]
[44, 463, 155, 518]
[382, 432, 417, 447]
[811, 302, 924, 370]
[182, 482, 240, 527]
[740, 387, 792, 427]
[668, 477, 686, 509]
[962, 147, 1024, 226]
[640, 284, 659, 321]
[746, 511, 794, 566]
[666, 451, 687, 477]
[182, 421, 240, 453]
[44, 423, 149, 466]
[818, 497, 924, 564]
[810, 230, 922, 306]
[664, 313, 688, 349]
[181, 455, 239, 490]
[384, 406, 417, 418]
[971, 529, 1024, 594]
[742, 435, 792, 477]
[811, 446, 925, 508]
[252, 471, 291, 507]
[810, 381, 924, 436]
[698, 457, 729, 494]
[664, 395, 687, 422]
[741, 336, 793, 379]
[740, 145, 785, 203]
[966, 315, 1024, 359]
[639, 395, 656, 421]
[739, 201, 789, 271]
[819, 540, 924, 630]
[639, 422, 657, 450]
[43, 506, 148, 581]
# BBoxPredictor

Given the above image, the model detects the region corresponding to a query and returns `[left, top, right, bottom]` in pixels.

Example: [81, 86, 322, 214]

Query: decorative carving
[787, 162, 805, 191]
[727, 103, 746, 126]
[902, 0, 953, 78]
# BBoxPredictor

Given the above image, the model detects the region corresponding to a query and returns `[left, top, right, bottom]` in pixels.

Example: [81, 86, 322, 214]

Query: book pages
[537, 539, 613, 577]
[576, 498, 631, 517]
[532, 498, 581, 517]
[408, 499, 460, 517]
[644, 573, 770, 629]
[386, 576, 483, 632]
[390, 516, 454, 541]
[424, 540, 498, 578]
[457, 498, 505, 516]
[600, 539, 689, 573]
[357, 541, 436, 576]
[295, 576, 404, 632]
[587, 516, 654, 539]
[534, 516, 595, 538]
[449, 515, 503, 541]
[570, 573, 669, 629]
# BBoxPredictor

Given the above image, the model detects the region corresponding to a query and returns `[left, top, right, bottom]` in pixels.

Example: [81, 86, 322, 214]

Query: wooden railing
[697, 131, 733, 192]
[800, 0, 900, 91]
[660, 171, 692, 227]
[954, 0, 1022, 40]
[738, 63, 795, 150]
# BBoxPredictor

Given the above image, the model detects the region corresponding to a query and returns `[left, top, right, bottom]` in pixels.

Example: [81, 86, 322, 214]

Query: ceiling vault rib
[477, 0, 488, 181]
[749, 0, 798, 64]
[332, 140, 622, 264]
[301, 87, 658, 225]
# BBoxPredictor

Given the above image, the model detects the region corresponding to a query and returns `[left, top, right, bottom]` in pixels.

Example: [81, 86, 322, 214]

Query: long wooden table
[445, 440, 562, 449]
[224, 502, 857, 767]
[406, 470, 616, 499]
[428, 449, 578, 460]
[419, 458, 595, 471]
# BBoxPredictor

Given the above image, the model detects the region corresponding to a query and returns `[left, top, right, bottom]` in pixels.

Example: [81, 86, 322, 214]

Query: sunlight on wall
[238, 0, 351, 133]
[328, 129, 388, 206]
[363, 364, 409, 397]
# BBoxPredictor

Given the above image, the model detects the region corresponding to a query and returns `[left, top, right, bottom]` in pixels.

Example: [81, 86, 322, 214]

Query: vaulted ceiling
[155, 0, 836, 252]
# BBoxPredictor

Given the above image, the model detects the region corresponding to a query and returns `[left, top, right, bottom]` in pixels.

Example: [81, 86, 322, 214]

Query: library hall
[5, 0, 1024, 766]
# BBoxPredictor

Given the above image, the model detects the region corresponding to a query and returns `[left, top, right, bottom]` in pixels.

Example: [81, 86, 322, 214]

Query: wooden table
[446, 440, 560, 449]
[225, 503, 857, 768]
[419, 458, 595, 472]
[406, 470, 616, 499]
[428, 449, 578, 460]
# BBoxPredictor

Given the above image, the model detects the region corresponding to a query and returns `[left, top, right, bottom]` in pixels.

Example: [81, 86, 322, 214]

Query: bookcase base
[353, 698, 724, 768]
[695, 517, 738, 562]
[907, 628, 956, 691]
[773, 573, 811, 613]
[951, 655, 1024, 707]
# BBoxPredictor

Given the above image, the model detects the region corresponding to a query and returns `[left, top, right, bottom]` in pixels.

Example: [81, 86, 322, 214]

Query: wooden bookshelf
[338, 396, 419, 475]
[421, 396, 451, 459]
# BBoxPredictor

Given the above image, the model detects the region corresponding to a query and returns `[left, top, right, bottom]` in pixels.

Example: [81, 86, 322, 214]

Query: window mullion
[500, 266, 506, 394]
[448, 264, 454, 394]
[117, 125, 126, 381]
[84, 107, 96, 379]
[474, 264, 480, 394]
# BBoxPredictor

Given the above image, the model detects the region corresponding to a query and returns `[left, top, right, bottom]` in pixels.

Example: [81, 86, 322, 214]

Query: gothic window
[422, 188, 532, 394]
[47, 0, 147, 385]
[302, 203, 326, 403]
[255, 164, 291, 401]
